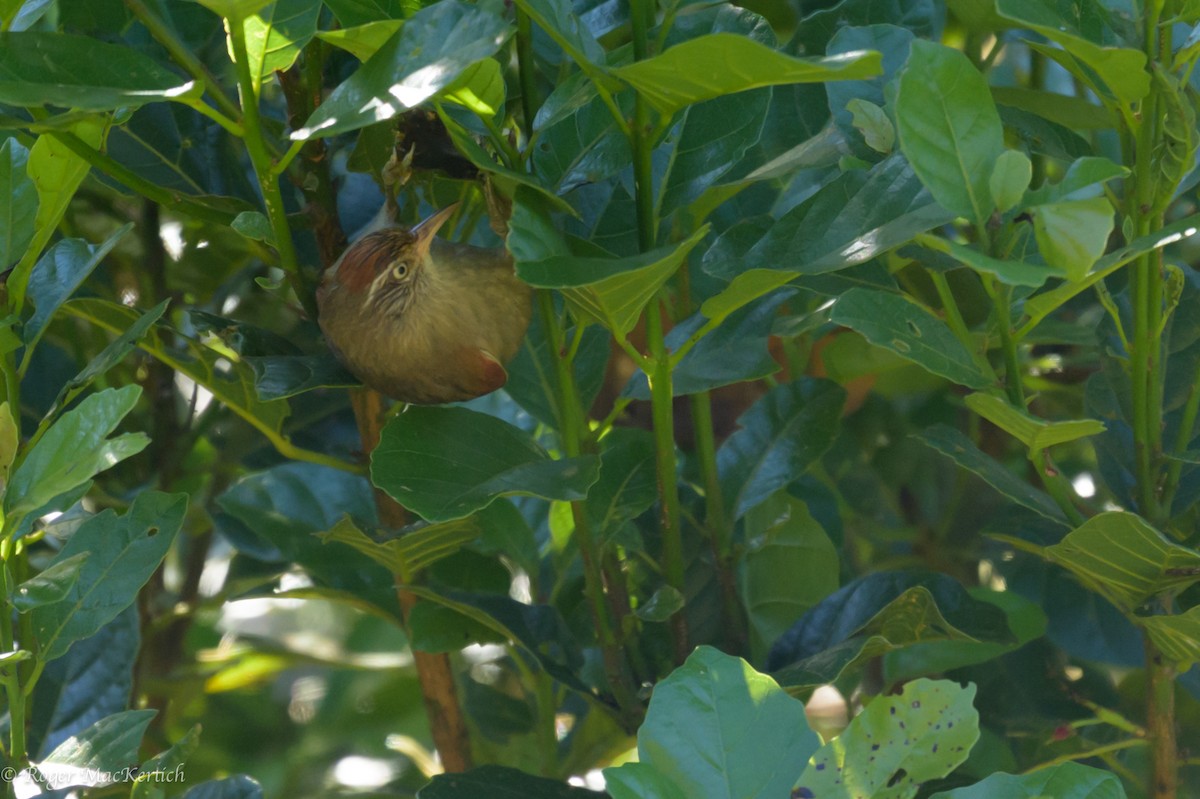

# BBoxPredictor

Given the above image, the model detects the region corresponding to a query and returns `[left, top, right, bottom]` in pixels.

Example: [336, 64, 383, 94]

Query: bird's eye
[391, 262, 409, 280]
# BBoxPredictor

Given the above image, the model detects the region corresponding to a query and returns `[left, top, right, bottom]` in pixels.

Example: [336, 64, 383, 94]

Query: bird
[316, 203, 532, 404]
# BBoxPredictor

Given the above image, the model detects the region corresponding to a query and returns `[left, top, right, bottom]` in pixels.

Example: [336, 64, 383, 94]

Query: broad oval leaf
[418, 765, 602, 798]
[0, 33, 196, 109]
[1032, 197, 1115, 282]
[0, 138, 36, 270]
[371, 406, 599, 522]
[896, 40, 1003, 224]
[32, 710, 156, 790]
[633, 646, 820, 799]
[241, 0, 320, 82]
[293, 0, 511, 140]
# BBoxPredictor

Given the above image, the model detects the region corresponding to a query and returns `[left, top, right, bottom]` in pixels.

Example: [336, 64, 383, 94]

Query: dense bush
[1, 0, 1199, 797]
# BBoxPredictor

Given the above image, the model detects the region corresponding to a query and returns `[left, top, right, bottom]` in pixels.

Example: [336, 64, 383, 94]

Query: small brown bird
[316, 205, 532, 404]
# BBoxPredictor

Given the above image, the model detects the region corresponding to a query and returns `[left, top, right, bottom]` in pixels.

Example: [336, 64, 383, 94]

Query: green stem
[535, 292, 634, 718]
[180, 96, 244, 138]
[930, 270, 995, 381]
[0, 549, 25, 786]
[994, 283, 1025, 406]
[628, 0, 686, 662]
[515, 8, 541, 132]
[228, 17, 314, 316]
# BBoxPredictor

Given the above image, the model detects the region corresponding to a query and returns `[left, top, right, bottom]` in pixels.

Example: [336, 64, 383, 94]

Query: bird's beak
[412, 203, 460, 260]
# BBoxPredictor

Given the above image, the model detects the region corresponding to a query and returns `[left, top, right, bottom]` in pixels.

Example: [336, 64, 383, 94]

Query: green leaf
[613, 34, 882, 118]
[964, 393, 1105, 453]
[896, 40, 1003, 224]
[293, 1, 511, 140]
[0, 138, 36, 270]
[241, 0, 320, 81]
[65, 298, 291, 448]
[1044, 511, 1200, 611]
[702, 153, 955, 282]
[189, 0, 273, 18]
[323, 0, 403, 26]
[916, 424, 1067, 524]
[585, 428, 657, 541]
[989, 150, 1032, 214]
[9, 117, 109, 312]
[23, 225, 132, 353]
[317, 514, 482, 580]
[830, 288, 993, 388]
[246, 354, 359, 400]
[35, 710, 157, 789]
[1142, 606, 1200, 671]
[929, 761, 1128, 799]
[443, 58, 505, 117]
[29, 607, 139, 760]
[793, 679, 979, 799]
[371, 406, 599, 522]
[408, 601, 506, 652]
[504, 315, 609, 430]
[605, 762, 688, 799]
[315, 20, 405, 62]
[992, 86, 1114, 130]
[4, 386, 149, 533]
[913, 233, 1061, 288]
[419, 766, 601, 798]
[884, 589, 1047, 683]
[0, 401, 16, 495]
[630, 646, 820, 799]
[1022, 156, 1128, 207]
[0, 33, 196, 109]
[996, 0, 1148, 104]
[718, 379, 845, 520]
[636, 586, 685, 623]
[1032, 197, 1115, 282]
[517, 226, 709, 336]
[739, 494, 839, 662]
[50, 300, 170, 413]
[511, 0, 610, 89]
[846, 98, 894, 154]
[133, 726, 201, 799]
[770, 570, 1015, 684]
[231, 211, 273, 243]
[30, 492, 186, 660]
[180, 776, 263, 799]
[12, 552, 88, 612]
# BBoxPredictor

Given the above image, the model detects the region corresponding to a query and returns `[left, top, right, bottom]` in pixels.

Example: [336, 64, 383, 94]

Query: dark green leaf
[36, 710, 156, 788]
[24, 225, 132, 351]
[52, 299, 170, 410]
[31, 492, 185, 661]
[830, 288, 993, 388]
[996, 0, 1148, 103]
[929, 762, 1129, 799]
[293, 1, 511, 140]
[5, 386, 149, 532]
[29, 608, 139, 759]
[604, 762, 688, 799]
[0, 138, 36, 270]
[512, 0, 608, 86]
[181, 776, 264, 799]
[12, 552, 88, 612]
[372, 406, 599, 522]
[323, 0, 404, 26]
[613, 34, 882, 118]
[913, 234, 1061, 288]
[0, 33, 196, 109]
[916, 424, 1067, 524]
[633, 646, 820, 799]
[625, 289, 793, 399]
[896, 40, 1003, 224]
[702, 153, 955, 281]
[504, 314, 609, 430]
[739, 494, 839, 662]
[418, 766, 602, 799]
[408, 601, 506, 652]
[246, 354, 359, 400]
[718, 379, 845, 519]
[825, 24, 914, 157]
[585, 428, 657, 539]
[794, 679, 979, 799]
[133, 726, 201, 799]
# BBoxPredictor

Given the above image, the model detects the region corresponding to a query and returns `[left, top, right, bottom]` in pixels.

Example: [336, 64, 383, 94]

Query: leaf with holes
[831, 288, 993, 389]
[792, 679, 979, 799]
[31, 492, 186, 661]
